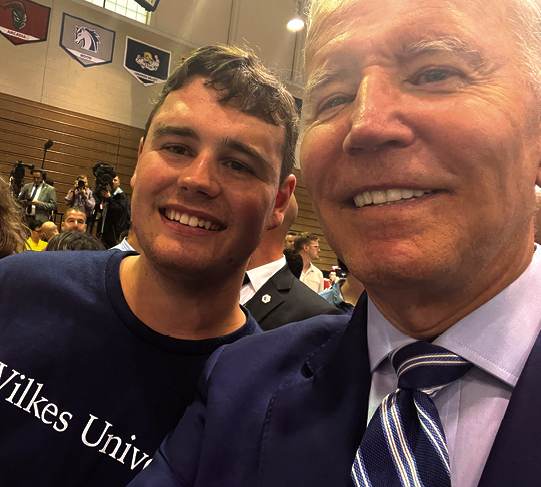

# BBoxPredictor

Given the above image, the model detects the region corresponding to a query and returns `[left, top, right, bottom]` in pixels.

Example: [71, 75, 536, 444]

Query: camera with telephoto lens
[92, 163, 116, 197]
[9, 160, 35, 199]
[77, 179, 86, 190]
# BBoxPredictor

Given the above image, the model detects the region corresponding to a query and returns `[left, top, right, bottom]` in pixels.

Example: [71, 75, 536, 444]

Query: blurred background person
[64, 174, 95, 223]
[283, 230, 297, 250]
[25, 218, 47, 251]
[18, 168, 57, 223]
[97, 175, 129, 248]
[241, 195, 340, 330]
[40, 221, 59, 242]
[45, 232, 105, 251]
[0, 176, 28, 258]
[283, 248, 303, 279]
[319, 259, 365, 314]
[294, 232, 324, 293]
[110, 223, 140, 252]
[61, 207, 87, 233]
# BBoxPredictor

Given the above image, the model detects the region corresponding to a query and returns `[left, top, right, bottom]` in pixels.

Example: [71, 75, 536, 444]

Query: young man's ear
[267, 174, 296, 231]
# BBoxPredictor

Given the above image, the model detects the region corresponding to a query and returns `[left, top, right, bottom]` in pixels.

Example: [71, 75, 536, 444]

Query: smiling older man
[127, 0, 541, 486]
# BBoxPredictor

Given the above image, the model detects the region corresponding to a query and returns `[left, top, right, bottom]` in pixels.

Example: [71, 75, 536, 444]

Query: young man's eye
[228, 160, 253, 174]
[165, 145, 189, 155]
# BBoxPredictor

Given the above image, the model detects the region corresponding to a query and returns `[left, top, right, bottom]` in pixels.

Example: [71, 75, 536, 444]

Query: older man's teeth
[354, 189, 434, 208]
[164, 209, 220, 230]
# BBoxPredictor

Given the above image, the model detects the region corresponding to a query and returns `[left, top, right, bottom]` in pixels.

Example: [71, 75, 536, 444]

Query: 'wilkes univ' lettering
[0, 362, 153, 471]
[0, 362, 72, 431]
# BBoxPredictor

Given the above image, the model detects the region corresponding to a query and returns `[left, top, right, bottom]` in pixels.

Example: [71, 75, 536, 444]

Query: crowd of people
[2, 0, 541, 484]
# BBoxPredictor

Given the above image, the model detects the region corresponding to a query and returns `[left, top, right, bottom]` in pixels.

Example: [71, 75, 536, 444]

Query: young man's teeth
[164, 209, 219, 230]
[354, 189, 433, 208]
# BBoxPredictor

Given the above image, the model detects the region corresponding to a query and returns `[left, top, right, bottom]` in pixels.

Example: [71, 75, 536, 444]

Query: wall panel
[0, 92, 142, 219]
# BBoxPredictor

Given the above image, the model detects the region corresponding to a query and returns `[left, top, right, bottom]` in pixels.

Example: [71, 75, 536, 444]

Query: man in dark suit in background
[241, 194, 341, 330]
[128, 0, 541, 485]
[98, 175, 129, 248]
[18, 168, 57, 223]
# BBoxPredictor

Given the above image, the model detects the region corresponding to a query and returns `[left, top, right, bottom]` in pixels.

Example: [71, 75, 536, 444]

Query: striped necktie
[351, 341, 472, 487]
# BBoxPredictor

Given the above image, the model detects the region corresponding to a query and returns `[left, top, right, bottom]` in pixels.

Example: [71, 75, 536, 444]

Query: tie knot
[391, 341, 472, 395]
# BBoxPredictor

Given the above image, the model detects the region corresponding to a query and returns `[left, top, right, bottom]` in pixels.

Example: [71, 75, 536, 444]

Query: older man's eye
[319, 95, 351, 112]
[412, 68, 460, 85]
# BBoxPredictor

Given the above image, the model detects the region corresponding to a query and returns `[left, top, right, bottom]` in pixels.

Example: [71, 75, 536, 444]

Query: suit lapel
[478, 329, 541, 486]
[245, 266, 290, 323]
[258, 295, 371, 487]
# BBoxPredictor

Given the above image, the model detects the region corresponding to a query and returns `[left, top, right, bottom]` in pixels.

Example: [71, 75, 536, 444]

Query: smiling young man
[128, 1, 541, 486]
[0, 45, 297, 486]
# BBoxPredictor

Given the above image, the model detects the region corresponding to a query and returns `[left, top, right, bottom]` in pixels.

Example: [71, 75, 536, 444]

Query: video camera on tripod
[92, 162, 117, 198]
[9, 161, 35, 198]
[88, 163, 117, 233]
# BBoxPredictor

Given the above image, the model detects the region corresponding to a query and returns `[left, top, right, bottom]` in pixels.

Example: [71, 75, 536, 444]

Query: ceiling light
[287, 17, 305, 31]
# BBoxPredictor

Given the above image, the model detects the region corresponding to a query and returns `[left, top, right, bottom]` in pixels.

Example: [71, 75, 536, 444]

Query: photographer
[97, 174, 129, 249]
[64, 174, 95, 220]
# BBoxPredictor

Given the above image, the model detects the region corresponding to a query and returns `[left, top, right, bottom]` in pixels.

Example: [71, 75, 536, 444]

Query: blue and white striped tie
[351, 341, 472, 487]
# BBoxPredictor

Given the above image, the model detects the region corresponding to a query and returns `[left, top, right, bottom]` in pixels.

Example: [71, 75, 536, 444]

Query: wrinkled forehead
[305, 0, 511, 74]
[67, 211, 85, 221]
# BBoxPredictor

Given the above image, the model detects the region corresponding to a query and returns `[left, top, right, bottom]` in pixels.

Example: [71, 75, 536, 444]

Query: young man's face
[62, 211, 87, 233]
[301, 0, 541, 293]
[305, 240, 320, 261]
[131, 76, 294, 279]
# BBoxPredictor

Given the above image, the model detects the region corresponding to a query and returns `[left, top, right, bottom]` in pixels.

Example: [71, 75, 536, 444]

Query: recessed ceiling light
[287, 17, 304, 31]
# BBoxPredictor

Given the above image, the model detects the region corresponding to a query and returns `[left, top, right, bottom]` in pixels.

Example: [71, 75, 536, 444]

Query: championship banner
[0, 0, 50, 45]
[60, 13, 115, 67]
[124, 36, 170, 86]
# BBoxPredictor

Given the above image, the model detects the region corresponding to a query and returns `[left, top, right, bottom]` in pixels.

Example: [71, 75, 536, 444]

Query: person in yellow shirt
[25, 218, 47, 251]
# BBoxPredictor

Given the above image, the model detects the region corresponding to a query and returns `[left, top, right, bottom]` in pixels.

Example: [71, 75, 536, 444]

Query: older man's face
[301, 0, 541, 294]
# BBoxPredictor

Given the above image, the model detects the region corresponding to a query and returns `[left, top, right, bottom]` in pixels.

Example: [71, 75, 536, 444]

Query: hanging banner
[0, 0, 50, 45]
[59, 13, 115, 67]
[124, 36, 170, 86]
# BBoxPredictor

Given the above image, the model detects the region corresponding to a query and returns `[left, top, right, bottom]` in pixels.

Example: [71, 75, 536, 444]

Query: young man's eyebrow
[222, 138, 275, 175]
[152, 125, 200, 141]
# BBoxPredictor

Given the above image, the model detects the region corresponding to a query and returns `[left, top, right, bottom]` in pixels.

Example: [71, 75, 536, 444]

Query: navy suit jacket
[129, 294, 541, 487]
[245, 264, 342, 331]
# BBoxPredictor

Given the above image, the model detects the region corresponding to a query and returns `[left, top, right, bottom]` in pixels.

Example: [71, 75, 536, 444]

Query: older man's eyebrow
[222, 137, 275, 175]
[304, 69, 346, 105]
[152, 125, 200, 141]
[401, 36, 486, 69]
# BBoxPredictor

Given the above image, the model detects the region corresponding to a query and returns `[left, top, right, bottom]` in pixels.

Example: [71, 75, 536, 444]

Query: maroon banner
[0, 0, 50, 45]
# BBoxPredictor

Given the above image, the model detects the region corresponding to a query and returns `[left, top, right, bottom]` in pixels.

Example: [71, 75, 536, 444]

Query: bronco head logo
[0, 1, 27, 30]
[74, 26, 101, 53]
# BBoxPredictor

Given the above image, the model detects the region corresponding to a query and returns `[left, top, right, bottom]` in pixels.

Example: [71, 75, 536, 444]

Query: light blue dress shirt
[367, 247, 541, 487]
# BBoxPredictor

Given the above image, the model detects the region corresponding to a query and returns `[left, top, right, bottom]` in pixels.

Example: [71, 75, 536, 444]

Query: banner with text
[124, 37, 170, 86]
[0, 0, 50, 45]
[60, 13, 115, 67]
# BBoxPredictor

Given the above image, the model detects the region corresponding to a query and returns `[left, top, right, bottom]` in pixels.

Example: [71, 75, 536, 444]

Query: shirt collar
[367, 246, 541, 388]
[245, 256, 286, 295]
